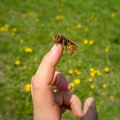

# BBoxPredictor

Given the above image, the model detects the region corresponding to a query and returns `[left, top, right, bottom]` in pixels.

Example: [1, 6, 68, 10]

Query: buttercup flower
[104, 67, 110, 73]
[0, 27, 7, 32]
[88, 78, 93, 82]
[74, 79, 81, 84]
[90, 84, 95, 89]
[35, 18, 40, 23]
[74, 24, 82, 29]
[0, 24, 9, 32]
[84, 39, 89, 45]
[105, 48, 109, 53]
[25, 47, 33, 53]
[74, 69, 82, 75]
[90, 72, 95, 77]
[76, 24, 82, 29]
[102, 83, 107, 89]
[74, 69, 78, 73]
[25, 83, 31, 92]
[91, 15, 97, 21]
[14, 60, 21, 66]
[109, 95, 114, 100]
[12, 28, 17, 32]
[90, 68, 95, 72]
[76, 71, 82, 75]
[70, 82, 74, 87]
[20, 39, 24, 44]
[28, 11, 37, 17]
[96, 70, 102, 76]
[4, 24, 10, 28]
[111, 12, 116, 18]
[22, 65, 27, 70]
[68, 69, 74, 74]
[11, 28, 17, 36]
[56, 15, 65, 20]
[89, 40, 94, 45]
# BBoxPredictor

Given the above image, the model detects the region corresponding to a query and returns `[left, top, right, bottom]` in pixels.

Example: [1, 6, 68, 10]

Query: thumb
[83, 97, 98, 120]
[31, 44, 63, 107]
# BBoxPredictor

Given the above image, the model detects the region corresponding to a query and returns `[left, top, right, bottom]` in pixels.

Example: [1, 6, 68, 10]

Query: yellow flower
[60, 15, 65, 19]
[102, 83, 107, 89]
[109, 95, 114, 100]
[105, 48, 109, 53]
[111, 12, 116, 18]
[74, 79, 81, 84]
[104, 67, 110, 73]
[94, 17, 97, 21]
[25, 47, 33, 53]
[74, 24, 82, 29]
[60, 15, 65, 20]
[0, 27, 6, 32]
[68, 69, 74, 74]
[14, 60, 21, 66]
[35, 18, 40, 23]
[74, 69, 82, 75]
[0, 24, 10, 32]
[0, 26, 8, 32]
[77, 24, 82, 29]
[22, 65, 27, 70]
[70, 82, 74, 91]
[56, 16, 60, 20]
[70, 82, 74, 87]
[74, 69, 78, 73]
[12, 28, 17, 33]
[90, 68, 97, 77]
[28, 11, 37, 17]
[90, 68, 95, 72]
[25, 83, 31, 92]
[11, 28, 17, 36]
[91, 15, 97, 21]
[96, 70, 102, 76]
[11, 32, 15, 36]
[90, 84, 95, 89]
[56, 15, 65, 20]
[84, 39, 89, 45]
[76, 71, 82, 75]
[4, 24, 10, 29]
[89, 40, 94, 45]
[88, 78, 93, 82]
[20, 39, 24, 44]
[90, 72, 95, 77]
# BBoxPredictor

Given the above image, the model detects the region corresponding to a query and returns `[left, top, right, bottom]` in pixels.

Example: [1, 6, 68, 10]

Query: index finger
[35, 44, 63, 85]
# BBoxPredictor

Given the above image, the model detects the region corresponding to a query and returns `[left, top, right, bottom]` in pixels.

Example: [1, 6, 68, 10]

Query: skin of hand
[31, 44, 98, 120]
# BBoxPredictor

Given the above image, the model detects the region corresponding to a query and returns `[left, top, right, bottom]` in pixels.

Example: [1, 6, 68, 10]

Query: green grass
[0, 0, 120, 120]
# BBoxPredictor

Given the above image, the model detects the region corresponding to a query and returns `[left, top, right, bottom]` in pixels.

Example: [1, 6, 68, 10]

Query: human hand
[31, 44, 98, 120]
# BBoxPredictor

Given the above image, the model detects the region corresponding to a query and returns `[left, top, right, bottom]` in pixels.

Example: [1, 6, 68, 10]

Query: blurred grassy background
[0, 0, 120, 120]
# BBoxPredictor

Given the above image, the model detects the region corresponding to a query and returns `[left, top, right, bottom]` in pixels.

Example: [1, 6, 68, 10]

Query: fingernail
[87, 98, 95, 108]
[74, 106, 83, 117]
[51, 44, 57, 51]
[67, 84, 72, 90]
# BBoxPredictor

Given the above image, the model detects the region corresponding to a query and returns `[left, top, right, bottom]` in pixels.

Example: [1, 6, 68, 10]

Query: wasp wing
[67, 39, 79, 47]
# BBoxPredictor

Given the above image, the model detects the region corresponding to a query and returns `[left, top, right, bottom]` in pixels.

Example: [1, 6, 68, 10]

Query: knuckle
[73, 95, 81, 103]
[31, 75, 40, 89]
[31, 75, 35, 83]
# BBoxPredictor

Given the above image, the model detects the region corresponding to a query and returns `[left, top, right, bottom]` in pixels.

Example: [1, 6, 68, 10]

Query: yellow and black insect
[53, 34, 78, 55]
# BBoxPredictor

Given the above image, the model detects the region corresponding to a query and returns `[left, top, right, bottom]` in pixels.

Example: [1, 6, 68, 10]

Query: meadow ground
[0, 0, 120, 120]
